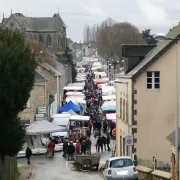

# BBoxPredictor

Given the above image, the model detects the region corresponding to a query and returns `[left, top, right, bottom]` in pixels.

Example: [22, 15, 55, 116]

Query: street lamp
[154, 33, 179, 180]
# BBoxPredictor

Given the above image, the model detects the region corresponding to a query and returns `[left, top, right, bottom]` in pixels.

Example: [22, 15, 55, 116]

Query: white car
[102, 156, 138, 180]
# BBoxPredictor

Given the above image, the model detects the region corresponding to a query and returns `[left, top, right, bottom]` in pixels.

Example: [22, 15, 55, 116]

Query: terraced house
[0, 12, 66, 52]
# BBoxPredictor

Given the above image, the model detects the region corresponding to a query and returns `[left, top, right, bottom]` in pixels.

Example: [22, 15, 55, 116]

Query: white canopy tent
[70, 115, 90, 121]
[52, 118, 70, 127]
[51, 132, 68, 137]
[62, 110, 78, 115]
[63, 86, 84, 91]
[67, 83, 85, 87]
[26, 120, 65, 135]
[66, 98, 86, 105]
[51, 113, 71, 119]
[66, 92, 84, 96]
[102, 95, 116, 101]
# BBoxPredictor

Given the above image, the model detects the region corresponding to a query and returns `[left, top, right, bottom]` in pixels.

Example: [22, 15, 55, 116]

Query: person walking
[86, 137, 92, 155]
[81, 140, 87, 155]
[97, 136, 103, 153]
[106, 135, 111, 151]
[62, 139, 68, 157]
[67, 142, 75, 161]
[25, 146, 32, 165]
[76, 140, 81, 154]
[102, 136, 107, 151]
[88, 120, 92, 132]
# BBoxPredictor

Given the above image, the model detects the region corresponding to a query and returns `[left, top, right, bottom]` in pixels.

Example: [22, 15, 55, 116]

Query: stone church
[0, 12, 66, 52]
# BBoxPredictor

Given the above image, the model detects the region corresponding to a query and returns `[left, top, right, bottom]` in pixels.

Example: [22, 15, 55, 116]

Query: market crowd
[61, 63, 111, 161]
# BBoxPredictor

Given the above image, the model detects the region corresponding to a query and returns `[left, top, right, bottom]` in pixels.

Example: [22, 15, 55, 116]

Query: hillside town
[1, 3, 180, 180]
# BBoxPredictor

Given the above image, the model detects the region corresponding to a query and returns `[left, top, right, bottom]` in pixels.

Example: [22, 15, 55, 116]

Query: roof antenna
[3, 13, 4, 19]
[26, 8, 27, 16]
[11, 9, 12, 15]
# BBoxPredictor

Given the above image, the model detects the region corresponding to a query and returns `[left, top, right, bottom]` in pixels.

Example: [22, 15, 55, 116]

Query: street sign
[125, 135, 133, 146]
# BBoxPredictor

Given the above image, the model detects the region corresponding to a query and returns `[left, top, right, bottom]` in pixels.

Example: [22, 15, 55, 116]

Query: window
[110, 158, 133, 168]
[120, 98, 122, 118]
[147, 71, 160, 89]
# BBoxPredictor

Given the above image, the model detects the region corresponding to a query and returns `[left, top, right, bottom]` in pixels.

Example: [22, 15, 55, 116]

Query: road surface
[18, 137, 115, 180]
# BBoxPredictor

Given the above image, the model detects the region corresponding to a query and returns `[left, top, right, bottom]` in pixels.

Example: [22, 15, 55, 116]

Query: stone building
[19, 71, 48, 124]
[0, 12, 66, 52]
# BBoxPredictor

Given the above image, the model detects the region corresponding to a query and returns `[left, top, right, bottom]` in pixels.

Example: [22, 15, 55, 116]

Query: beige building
[116, 37, 180, 164]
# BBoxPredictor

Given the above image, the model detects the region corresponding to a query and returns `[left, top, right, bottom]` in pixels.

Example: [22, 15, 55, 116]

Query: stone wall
[36, 64, 57, 95]
[19, 82, 47, 122]
[137, 166, 171, 180]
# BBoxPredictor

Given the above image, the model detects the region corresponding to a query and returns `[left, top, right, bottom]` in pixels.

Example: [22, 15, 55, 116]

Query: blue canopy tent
[58, 100, 80, 113]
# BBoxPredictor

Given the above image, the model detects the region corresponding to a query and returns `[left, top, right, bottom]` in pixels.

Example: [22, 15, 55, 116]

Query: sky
[1, 0, 180, 42]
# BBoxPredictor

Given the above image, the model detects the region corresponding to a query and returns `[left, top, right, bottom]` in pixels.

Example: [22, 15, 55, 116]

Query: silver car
[102, 156, 138, 180]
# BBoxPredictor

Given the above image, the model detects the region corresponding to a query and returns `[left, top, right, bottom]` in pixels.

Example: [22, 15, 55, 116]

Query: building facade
[1, 13, 66, 52]
[19, 71, 48, 124]
[116, 40, 180, 164]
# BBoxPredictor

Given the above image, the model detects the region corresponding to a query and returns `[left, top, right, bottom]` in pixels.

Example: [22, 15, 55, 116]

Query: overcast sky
[1, 0, 180, 42]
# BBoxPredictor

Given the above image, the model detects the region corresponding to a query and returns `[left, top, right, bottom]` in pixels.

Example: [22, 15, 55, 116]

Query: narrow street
[18, 137, 115, 180]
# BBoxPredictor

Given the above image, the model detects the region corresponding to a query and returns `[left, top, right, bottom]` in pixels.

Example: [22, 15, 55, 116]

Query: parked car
[102, 156, 138, 180]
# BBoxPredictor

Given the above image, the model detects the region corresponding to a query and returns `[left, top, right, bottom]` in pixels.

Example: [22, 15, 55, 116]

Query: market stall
[51, 113, 71, 130]
[102, 95, 116, 101]
[69, 115, 90, 141]
[101, 101, 116, 113]
[63, 86, 84, 92]
[102, 86, 116, 96]
[24, 120, 65, 155]
[58, 100, 80, 114]
[94, 77, 109, 84]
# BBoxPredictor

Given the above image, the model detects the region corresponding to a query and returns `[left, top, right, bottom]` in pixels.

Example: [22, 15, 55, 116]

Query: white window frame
[26, 98, 31, 108]
[146, 71, 160, 89]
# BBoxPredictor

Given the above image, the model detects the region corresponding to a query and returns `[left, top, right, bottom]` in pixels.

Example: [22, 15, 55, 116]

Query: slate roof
[0, 18, 8, 27]
[124, 39, 174, 79]
[167, 23, 180, 39]
[2, 13, 66, 32]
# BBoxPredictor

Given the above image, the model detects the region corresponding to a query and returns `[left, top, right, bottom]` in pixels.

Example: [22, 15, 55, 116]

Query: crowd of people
[61, 63, 111, 161]
[25, 62, 113, 165]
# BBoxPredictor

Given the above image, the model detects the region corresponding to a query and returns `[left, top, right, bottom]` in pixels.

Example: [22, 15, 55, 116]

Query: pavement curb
[26, 165, 33, 179]
[18, 164, 33, 180]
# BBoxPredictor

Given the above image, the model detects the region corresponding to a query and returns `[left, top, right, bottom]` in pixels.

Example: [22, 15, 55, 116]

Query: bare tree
[83, 24, 99, 43]
[96, 20, 145, 61]
[83, 24, 91, 44]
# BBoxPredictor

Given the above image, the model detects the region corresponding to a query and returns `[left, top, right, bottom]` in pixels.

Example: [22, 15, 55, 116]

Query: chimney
[122, 44, 156, 74]
[3, 13, 4, 19]
[11, 9, 12, 15]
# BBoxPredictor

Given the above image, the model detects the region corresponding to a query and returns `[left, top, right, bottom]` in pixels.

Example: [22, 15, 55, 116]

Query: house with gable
[19, 71, 48, 125]
[116, 28, 180, 164]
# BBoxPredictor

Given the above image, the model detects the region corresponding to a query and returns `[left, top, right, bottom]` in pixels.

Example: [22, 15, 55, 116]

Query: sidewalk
[18, 164, 33, 180]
